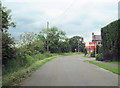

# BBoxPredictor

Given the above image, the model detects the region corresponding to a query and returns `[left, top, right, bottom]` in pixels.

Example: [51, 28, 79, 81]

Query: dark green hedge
[101, 19, 119, 61]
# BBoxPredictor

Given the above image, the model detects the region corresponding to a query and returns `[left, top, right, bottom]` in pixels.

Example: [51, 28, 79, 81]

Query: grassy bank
[85, 60, 120, 75]
[2, 52, 82, 86]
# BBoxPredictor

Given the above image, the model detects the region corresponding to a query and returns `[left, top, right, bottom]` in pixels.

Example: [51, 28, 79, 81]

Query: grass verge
[83, 55, 92, 58]
[103, 61, 120, 65]
[61, 52, 84, 56]
[2, 52, 82, 86]
[85, 60, 120, 75]
[2, 55, 62, 86]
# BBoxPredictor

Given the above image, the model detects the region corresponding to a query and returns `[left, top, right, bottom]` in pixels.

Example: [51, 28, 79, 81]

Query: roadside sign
[89, 42, 95, 52]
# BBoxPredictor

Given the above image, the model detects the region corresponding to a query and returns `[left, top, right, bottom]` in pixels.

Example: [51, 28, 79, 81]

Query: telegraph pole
[47, 21, 49, 51]
[78, 40, 79, 52]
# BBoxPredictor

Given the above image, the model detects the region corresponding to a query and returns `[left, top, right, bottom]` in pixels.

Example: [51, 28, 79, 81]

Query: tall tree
[19, 32, 45, 55]
[2, 6, 16, 66]
[58, 39, 71, 53]
[2, 7, 16, 32]
[41, 26, 66, 53]
[69, 36, 85, 52]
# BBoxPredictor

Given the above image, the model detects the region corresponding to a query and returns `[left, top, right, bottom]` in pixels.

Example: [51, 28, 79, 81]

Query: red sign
[89, 42, 95, 52]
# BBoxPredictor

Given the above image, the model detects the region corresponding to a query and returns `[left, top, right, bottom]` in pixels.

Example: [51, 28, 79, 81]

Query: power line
[58, 0, 76, 17]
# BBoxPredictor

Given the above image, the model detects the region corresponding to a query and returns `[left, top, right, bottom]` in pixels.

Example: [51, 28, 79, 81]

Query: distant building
[92, 32, 102, 46]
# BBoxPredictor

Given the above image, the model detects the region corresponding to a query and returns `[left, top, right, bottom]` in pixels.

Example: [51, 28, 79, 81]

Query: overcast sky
[2, 0, 118, 46]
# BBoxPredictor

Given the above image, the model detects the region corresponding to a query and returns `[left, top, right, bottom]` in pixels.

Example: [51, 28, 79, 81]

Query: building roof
[92, 35, 102, 41]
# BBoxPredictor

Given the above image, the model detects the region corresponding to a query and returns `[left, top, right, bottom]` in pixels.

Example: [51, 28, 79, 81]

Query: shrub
[44, 51, 51, 57]
[90, 51, 95, 57]
[25, 55, 36, 66]
[96, 54, 103, 61]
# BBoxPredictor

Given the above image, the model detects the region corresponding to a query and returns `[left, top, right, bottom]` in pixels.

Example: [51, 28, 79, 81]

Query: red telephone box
[89, 42, 95, 52]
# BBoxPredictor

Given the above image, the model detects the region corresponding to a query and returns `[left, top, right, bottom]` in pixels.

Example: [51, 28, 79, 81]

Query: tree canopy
[69, 36, 85, 52]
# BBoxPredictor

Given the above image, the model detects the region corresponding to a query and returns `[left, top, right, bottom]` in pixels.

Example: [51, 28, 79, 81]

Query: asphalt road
[21, 55, 118, 86]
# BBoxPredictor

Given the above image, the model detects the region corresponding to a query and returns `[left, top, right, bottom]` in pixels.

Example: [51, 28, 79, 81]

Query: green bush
[25, 55, 36, 66]
[96, 54, 103, 61]
[90, 51, 95, 57]
[44, 51, 51, 57]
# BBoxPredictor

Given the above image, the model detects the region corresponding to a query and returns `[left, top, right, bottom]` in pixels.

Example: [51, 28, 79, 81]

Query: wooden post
[47, 21, 49, 51]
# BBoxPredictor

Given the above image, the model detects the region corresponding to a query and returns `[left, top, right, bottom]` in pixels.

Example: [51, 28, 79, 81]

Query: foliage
[98, 45, 103, 54]
[2, 7, 16, 32]
[2, 6, 16, 66]
[48, 27, 66, 53]
[19, 32, 45, 56]
[101, 19, 119, 61]
[69, 36, 85, 52]
[58, 40, 71, 53]
[96, 45, 99, 54]
[41, 27, 66, 53]
[96, 54, 103, 61]
[2, 32, 16, 65]
[90, 51, 95, 57]
[103, 51, 112, 61]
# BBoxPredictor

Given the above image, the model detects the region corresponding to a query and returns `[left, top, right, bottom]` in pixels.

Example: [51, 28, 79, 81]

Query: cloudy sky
[2, 0, 118, 46]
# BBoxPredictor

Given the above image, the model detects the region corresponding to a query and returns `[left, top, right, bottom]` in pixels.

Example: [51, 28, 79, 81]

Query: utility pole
[78, 40, 79, 52]
[47, 21, 49, 51]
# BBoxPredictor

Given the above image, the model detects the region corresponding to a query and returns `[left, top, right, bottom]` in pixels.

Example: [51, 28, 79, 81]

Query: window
[98, 41, 101, 45]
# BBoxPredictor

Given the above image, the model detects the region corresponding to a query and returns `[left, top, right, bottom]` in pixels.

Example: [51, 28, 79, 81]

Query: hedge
[101, 19, 119, 61]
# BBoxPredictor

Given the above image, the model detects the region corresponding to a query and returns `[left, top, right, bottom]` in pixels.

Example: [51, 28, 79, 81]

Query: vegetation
[2, 52, 82, 86]
[69, 36, 85, 52]
[101, 19, 119, 61]
[2, 54, 61, 86]
[83, 55, 91, 58]
[103, 61, 120, 65]
[90, 51, 95, 57]
[96, 54, 103, 61]
[86, 60, 120, 75]
[2, 6, 16, 66]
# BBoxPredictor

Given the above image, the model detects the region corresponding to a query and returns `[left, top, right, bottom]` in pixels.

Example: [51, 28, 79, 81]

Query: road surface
[21, 55, 118, 86]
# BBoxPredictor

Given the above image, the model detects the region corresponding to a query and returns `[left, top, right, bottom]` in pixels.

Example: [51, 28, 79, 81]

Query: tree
[19, 32, 45, 56]
[2, 32, 16, 65]
[58, 39, 71, 53]
[1, 7, 16, 32]
[69, 36, 85, 52]
[41, 26, 66, 53]
[1, 6, 16, 66]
